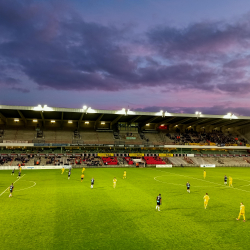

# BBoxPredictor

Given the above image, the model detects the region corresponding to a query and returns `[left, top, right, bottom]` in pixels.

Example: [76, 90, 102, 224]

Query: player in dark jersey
[68, 170, 71, 180]
[91, 178, 94, 188]
[9, 183, 14, 197]
[11, 169, 15, 175]
[224, 175, 227, 185]
[156, 194, 161, 211]
[186, 182, 190, 193]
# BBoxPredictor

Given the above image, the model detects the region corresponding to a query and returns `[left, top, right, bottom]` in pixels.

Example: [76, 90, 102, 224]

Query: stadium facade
[0, 104, 250, 164]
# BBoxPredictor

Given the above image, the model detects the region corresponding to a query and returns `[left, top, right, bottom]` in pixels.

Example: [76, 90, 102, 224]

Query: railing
[72, 140, 84, 144]
[33, 139, 45, 143]
[0, 138, 248, 148]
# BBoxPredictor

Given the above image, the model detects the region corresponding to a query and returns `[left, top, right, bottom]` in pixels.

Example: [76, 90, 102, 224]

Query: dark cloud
[147, 20, 250, 58]
[223, 57, 250, 68]
[217, 83, 250, 93]
[0, 76, 20, 85]
[135, 106, 250, 116]
[11, 87, 30, 93]
[137, 63, 216, 90]
[0, 0, 250, 94]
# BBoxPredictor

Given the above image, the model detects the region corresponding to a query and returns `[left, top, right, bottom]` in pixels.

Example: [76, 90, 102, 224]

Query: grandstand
[0, 104, 250, 167]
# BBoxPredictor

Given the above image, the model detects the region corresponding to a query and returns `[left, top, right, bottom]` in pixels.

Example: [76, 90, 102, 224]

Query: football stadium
[1, 105, 250, 250]
[2, 1, 250, 249]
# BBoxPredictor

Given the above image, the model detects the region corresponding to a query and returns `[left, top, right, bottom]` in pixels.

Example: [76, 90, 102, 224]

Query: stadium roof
[0, 104, 250, 129]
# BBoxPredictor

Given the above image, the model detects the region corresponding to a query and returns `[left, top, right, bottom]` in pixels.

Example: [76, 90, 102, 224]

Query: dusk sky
[1, 0, 250, 115]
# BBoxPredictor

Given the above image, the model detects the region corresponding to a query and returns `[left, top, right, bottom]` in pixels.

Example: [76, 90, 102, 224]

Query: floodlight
[14, 118, 19, 122]
[33, 119, 38, 122]
[68, 120, 73, 124]
[51, 120, 55, 123]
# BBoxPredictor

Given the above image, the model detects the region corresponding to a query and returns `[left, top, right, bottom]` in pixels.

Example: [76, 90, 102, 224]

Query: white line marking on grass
[15, 181, 36, 192]
[239, 184, 250, 187]
[154, 176, 183, 186]
[154, 175, 211, 187]
[0, 174, 26, 196]
[234, 178, 250, 183]
[154, 170, 250, 193]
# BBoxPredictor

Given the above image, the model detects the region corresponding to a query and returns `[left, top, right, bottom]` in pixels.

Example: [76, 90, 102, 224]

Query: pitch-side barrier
[0, 165, 72, 170]
[156, 164, 173, 168]
[200, 164, 216, 168]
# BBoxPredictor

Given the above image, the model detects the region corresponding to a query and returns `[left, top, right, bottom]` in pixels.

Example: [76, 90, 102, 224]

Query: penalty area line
[15, 181, 36, 192]
[154, 175, 213, 187]
[155, 170, 250, 193]
[0, 174, 26, 197]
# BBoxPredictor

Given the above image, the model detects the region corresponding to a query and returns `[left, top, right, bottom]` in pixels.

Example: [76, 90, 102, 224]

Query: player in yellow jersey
[203, 170, 206, 179]
[81, 173, 84, 182]
[229, 176, 233, 187]
[203, 193, 210, 209]
[123, 170, 126, 179]
[19, 166, 22, 172]
[236, 202, 245, 222]
[82, 167, 85, 173]
[61, 167, 65, 174]
[113, 177, 117, 188]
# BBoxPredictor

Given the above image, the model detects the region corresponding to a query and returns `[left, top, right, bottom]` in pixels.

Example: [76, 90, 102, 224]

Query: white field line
[234, 178, 250, 183]
[15, 181, 36, 192]
[154, 175, 212, 187]
[154, 170, 250, 193]
[240, 184, 250, 187]
[154, 176, 184, 186]
[0, 174, 26, 196]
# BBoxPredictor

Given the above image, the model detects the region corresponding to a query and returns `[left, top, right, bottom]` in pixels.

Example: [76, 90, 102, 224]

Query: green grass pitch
[1, 167, 250, 250]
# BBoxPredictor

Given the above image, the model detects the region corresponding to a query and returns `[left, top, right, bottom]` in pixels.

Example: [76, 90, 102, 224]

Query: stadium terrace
[0, 105, 250, 167]
[0, 105, 250, 161]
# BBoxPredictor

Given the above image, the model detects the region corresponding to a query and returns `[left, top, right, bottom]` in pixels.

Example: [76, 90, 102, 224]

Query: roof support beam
[237, 122, 250, 129]
[94, 114, 104, 129]
[141, 116, 159, 127]
[96, 114, 104, 122]
[231, 120, 250, 128]
[18, 110, 27, 125]
[185, 118, 210, 127]
[78, 113, 84, 129]
[201, 118, 224, 126]
[61, 112, 64, 128]
[110, 115, 123, 129]
[215, 119, 243, 127]
[129, 115, 141, 124]
[0, 112, 7, 125]
[40, 112, 45, 127]
[156, 117, 176, 126]
[171, 117, 193, 127]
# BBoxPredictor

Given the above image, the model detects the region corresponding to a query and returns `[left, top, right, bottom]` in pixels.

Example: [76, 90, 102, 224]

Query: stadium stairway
[117, 157, 126, 166]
